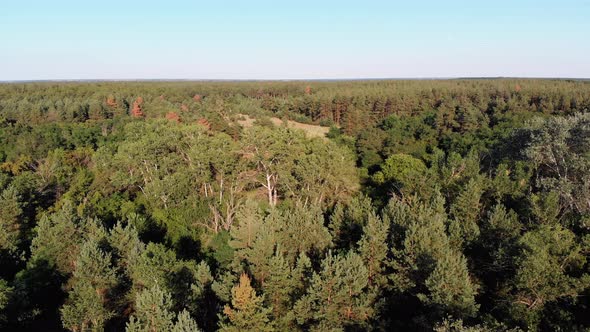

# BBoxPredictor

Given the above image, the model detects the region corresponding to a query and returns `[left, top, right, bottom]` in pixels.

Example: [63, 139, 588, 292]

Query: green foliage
[30, 201, 105, 275]
[523, 113, 590, 216]
[0, 279, 12, 322]
[511, 224, 589, 329]
[60, 239, 118, 332]
[126, 285, 201, 332]
[358, 211, 389, 289]
[294, 251, 374, 331]
[448, 177, 484, 248]
[422, 250, 479, 317]
[373, 153, 429, 196]
[0, 186, 22, 254]
[0, 80, 589, 331]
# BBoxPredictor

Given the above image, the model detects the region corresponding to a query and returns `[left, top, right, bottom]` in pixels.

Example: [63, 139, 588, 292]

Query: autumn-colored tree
[130, 97, 145, 118]
[221, 273, 273, 332]
[196, 118, 211, 130]
[166, 112, 181, 123]
[106, 96, 118, 108]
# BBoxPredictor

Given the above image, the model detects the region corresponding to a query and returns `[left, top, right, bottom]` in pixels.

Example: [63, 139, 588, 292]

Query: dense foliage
[0, 79, 589, 331]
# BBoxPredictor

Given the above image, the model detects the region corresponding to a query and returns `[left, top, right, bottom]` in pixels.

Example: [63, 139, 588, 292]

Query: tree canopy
[0, 79, 589, 331]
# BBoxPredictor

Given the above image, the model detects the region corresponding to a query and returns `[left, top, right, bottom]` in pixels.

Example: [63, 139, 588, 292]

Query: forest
[0, 79, 589, 331]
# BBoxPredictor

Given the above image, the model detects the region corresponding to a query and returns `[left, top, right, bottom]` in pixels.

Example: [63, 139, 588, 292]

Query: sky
[1, 0, 589, 80]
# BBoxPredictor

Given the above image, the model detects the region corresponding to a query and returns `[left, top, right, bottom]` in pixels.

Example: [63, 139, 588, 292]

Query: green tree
[523, 113, 590, 216]
[358, 211, 389, 289]
[30, 201, 104, 275]
[510, 224, 589, 329]
[0, 279, 12, 322]
[126, 285, 201, 332]
[240, 126, 304, 206]
[421, 250, 479, 317]
[128, 242, 211, 312]
[292, 138, 359, 207]
[294, 251, 373, 331]
[328, 195, 375, 249]
[0, 186, 22, 253]
[373, 153, 429, 197]
[60, 240, 118, 332]
[448, 177, 484, 248]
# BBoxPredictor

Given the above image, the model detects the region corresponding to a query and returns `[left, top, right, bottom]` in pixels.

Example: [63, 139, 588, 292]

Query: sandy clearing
[237, 114, 330, 139]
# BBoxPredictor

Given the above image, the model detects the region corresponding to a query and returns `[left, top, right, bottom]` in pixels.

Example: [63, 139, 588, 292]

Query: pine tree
[108, 221, 145, 274]
[172, 310, 201, 332]
[60, 240, 118, 332]
[358, 211, 389, 289]
[229, 200, 264, 253]
[0, 186, 22, 253]
[128, 242, 210, 313]
[221, 273, 273, 332]
[0, 279, 11, 322]
[393, 194, 450, 292]
[328, 195, 375, 249]
[242, 227, 276, 285]
[261, 248, 301, 329]
[448, 177, 484, 248]
[126, 285, 200, 332]
[273, 204, 332, 263]
[30, 201, 104, 275]
[294, 251, 373, 331]
[479, 204, 521, 277]
[422, 249, 479, 317]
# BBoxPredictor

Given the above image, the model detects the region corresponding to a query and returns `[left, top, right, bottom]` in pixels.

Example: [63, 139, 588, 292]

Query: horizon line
[1, 76, 590, 84]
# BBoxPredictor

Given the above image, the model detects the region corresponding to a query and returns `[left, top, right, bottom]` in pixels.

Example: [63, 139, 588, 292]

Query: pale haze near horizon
[1, 0, 589, 80]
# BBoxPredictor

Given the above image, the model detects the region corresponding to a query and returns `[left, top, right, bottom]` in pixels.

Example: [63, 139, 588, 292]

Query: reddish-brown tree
[130, 97, 145, 118]
[166, 112, 181, 123]
[196, 118, 211, 130]
[106, 96, 118, 108]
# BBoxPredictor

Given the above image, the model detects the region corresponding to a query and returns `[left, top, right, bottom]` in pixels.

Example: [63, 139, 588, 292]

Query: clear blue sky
[1, 0, 589, 80]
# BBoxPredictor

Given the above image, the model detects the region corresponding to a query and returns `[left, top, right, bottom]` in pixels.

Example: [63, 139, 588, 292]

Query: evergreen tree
[60, 240, 118, 332]
[221, 273, 273, 332]
[172, 310, 202, 332]
[422, 250, 479, 317]
[448, 177, 484, 248]
[358, 211, 389, 289]
[0, 279, 11, 323]
[126, 285, 200, 332]
[0, 186, 22, 254]
[30, 201, 105, 275]
[294, 251, 373, 331]
[510, 224, 589, 329]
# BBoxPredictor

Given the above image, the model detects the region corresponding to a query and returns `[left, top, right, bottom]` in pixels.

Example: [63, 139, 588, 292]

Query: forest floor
[237, 114, 330, 139]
